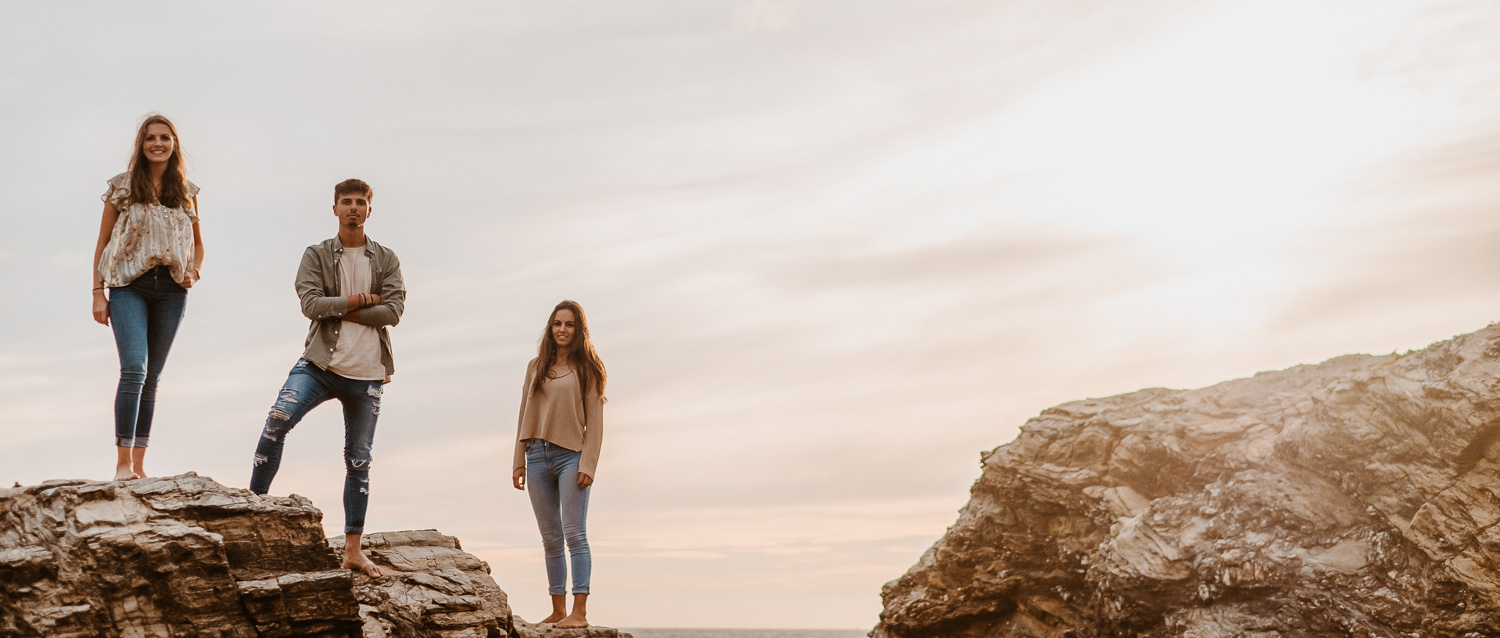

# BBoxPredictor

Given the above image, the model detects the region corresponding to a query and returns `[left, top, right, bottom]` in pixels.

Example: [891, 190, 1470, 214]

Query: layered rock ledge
[0, 473, 629, 638]
[875, 325, 1500, 637]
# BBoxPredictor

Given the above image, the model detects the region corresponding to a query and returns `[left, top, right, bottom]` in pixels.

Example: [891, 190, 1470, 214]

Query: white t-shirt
[328, 246, 387, 380]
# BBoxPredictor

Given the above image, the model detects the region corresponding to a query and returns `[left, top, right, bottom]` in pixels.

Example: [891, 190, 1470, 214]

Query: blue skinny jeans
[526, 438, 591, 595]
[108, 266, 187, 448]
[249, 359, 382, 534]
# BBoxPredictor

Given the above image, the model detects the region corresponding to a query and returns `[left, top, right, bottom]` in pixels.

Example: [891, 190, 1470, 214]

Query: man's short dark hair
[334, 178, 373, 203]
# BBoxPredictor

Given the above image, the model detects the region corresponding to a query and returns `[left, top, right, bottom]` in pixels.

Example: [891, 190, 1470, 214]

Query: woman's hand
[182, 268, 200, 289]
[578, 473, 593, 489]
[512, 468, 526, 491]
[92, 292, 110, 326]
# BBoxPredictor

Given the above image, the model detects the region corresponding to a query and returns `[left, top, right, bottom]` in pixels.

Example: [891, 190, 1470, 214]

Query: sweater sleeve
[513, 359, 536, 473]
[578, 385, 605, 479]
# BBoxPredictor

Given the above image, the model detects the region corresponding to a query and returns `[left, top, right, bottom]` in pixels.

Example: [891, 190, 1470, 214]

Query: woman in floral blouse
[90, 114, 205, 481]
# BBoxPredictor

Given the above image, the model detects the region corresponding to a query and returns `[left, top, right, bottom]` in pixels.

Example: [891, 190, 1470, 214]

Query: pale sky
[4, 0, 1500, 629]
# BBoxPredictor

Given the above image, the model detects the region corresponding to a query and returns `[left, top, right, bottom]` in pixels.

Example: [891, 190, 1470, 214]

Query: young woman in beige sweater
[512, 300, 606, 628]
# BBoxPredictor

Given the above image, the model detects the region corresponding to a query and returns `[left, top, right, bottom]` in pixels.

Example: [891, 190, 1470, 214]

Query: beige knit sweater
[512, 358, 604, 478]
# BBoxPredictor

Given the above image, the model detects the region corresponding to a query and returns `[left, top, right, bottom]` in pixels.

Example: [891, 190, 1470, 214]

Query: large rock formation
[330, 530, 516, 638]
[875, 325, 1500, 637]
[330, 530, 629, 638]
[0, 473, 360, 637]
[0, 474, 629, 638]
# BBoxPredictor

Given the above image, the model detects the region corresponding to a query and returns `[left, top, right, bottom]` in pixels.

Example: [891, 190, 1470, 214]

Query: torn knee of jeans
[260, 423, 287, 442]
[366, 385, 383, 398]
[346, 457, 371, 471]
[277, 388, 300, 404]
[370, 402, 381, 416]
[267, 408, 291, 422]
[252, 453, 268, 467]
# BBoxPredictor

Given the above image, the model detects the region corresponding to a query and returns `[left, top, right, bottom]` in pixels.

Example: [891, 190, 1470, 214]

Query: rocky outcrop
[875, 325, 1500, 638]
[0, 473, 359, 637]
[0, 474, 629, 638]
[511, 620, 632, 638]
[331, 530, 515, 638]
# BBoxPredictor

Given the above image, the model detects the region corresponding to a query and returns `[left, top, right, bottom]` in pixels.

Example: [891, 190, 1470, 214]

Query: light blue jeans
[526, 438, 591, 595]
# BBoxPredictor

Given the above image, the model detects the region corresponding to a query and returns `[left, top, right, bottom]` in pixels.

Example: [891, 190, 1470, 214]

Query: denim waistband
[118, 265, 184, 292]
[526, 438, 577, 453]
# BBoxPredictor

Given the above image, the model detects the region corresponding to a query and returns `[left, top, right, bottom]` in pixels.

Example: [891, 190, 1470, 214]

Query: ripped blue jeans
[249, 358, 382, 534]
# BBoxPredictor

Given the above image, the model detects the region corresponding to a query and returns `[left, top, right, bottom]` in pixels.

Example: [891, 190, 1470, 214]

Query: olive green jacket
[296, 237, 405, 379]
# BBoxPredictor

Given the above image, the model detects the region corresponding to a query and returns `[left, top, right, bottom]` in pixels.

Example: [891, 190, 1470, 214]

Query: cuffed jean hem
[115, 435, 150, 448]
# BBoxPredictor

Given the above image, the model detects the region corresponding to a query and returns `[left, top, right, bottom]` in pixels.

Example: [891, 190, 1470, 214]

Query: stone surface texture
[875, 325, 1500, 638]
[0, 473, 358, 637]
[0, 473, 629, 638]
[330, 530, 518, 638]
[511, 620, 632, 638]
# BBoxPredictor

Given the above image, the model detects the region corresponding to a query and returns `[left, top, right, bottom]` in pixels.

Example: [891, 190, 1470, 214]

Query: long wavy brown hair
[125, 114, 190, 209]
[530, 300, 607, 402]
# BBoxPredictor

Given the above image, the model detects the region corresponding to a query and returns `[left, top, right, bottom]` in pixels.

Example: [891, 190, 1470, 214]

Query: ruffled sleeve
[184, 180, 201, 219]
[100, 173, 130, 208]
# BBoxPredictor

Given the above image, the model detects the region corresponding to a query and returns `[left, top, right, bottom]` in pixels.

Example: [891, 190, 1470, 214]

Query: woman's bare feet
[130, 447, 147, 479]
[540, 593, 568, 624]
[555, 593, 588, 628]
[114, 446, 141, 481]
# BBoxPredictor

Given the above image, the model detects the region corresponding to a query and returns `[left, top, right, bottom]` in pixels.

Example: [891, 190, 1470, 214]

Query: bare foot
[556, 612, 588, 629]
[131, 467, 146, 479]
[113, 466, 140, 481]
[539, 612, 566, 624]
[341, 550, 383, 578]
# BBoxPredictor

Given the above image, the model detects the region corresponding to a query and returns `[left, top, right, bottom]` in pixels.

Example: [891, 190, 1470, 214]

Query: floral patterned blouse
[97, 172, 200, 287]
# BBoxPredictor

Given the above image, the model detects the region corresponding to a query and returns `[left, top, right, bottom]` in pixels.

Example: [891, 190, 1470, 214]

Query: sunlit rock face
[0, 473, 361, 637]
[0, 473, 629, 638]
[874, 325, 1500, 638]
[330, 530, 519, 638]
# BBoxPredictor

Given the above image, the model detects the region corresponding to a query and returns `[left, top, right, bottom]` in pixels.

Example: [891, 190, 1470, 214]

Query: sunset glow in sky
[5, 0, 1500, 629]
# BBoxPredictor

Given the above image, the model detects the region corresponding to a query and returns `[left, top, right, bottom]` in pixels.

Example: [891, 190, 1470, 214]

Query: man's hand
[344, 294, 382, 322]
[512, 468, 526, 491]
[578, 472, 593, 489]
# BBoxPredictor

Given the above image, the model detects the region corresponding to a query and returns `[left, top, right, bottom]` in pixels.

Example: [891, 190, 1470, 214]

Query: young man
[250, 178, 405, 578]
